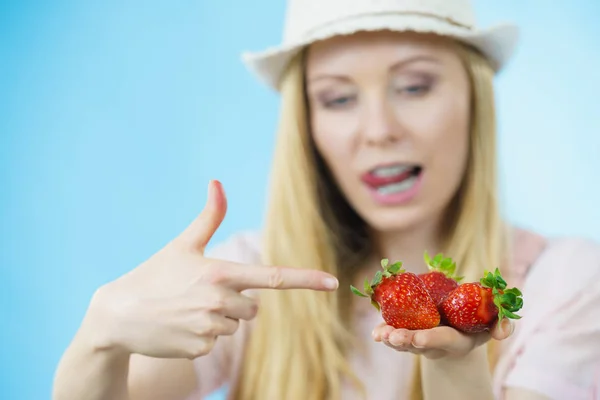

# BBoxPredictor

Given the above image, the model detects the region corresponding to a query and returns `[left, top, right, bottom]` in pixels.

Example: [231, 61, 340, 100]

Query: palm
[372, 318, 513, 360]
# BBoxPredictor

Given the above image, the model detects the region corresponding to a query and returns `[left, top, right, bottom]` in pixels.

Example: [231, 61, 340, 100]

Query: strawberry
[350, 259, 441, 330]
[440, 268, 524, 333]
[418, 251, 463, 306]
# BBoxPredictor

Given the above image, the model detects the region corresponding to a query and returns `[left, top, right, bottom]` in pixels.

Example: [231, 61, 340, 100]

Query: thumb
[491, 317, 514, 341]
[178, 179, 227, 252]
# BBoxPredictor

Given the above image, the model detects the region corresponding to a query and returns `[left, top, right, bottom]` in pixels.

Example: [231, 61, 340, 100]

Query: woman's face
[306, 31, 471, 234]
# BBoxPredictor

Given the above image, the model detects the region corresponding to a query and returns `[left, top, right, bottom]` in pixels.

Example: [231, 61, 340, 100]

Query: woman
[53, 0, 600, 399]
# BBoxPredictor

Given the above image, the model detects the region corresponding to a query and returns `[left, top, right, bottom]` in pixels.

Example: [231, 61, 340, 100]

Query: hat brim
[241, 13, 519, 91]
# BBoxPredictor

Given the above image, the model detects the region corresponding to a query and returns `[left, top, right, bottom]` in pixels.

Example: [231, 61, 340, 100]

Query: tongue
[363, 169, 414, 187]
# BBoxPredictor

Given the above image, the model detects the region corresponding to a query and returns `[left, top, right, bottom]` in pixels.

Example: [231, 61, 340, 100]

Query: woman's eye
[399, 84, 430, 95]
[324, 95, 356, 109]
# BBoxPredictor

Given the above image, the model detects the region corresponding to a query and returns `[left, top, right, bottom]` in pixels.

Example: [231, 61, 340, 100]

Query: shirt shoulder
[495, 235, 600, 399]
[518, 234, 600, 324]
[528, 235, 600, 290]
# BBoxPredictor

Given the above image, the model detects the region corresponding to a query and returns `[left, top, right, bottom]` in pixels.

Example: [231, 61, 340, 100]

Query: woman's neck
[367, 218, 445, 275]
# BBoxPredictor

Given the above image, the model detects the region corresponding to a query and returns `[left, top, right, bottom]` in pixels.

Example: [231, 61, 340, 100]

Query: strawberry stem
[350, 258, 405, 312]
[480, 268, 524, 321]
[423, 251, 463, 282]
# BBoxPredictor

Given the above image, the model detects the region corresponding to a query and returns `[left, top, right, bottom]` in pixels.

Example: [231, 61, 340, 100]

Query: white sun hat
[241, 0, 519, 91]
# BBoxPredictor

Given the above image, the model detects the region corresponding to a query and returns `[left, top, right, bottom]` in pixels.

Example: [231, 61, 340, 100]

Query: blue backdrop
[1, 1, 599, 399]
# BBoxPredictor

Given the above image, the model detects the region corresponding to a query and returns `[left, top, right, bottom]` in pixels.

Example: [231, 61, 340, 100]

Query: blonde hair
[231, 40, 510, 400]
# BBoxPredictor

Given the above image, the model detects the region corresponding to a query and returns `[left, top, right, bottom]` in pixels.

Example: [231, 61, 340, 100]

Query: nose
[360, 95, 403, 146]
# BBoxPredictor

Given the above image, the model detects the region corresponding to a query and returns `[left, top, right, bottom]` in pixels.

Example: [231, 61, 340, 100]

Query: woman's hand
[372, 318, 514, 359]
[84, 180, 339, 361]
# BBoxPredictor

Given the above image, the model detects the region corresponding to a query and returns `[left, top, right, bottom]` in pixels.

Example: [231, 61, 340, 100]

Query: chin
[335, 170, 457, 235]
[347, 184, 452, 236]
[361, 205, 432, 233]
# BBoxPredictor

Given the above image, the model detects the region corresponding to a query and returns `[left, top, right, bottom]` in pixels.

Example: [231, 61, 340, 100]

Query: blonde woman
[53, 0, 600, 399]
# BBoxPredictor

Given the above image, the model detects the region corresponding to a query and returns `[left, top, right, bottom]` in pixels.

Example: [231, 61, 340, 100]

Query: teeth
[377, 175, 417, 195]
[372, 165, 413, 177]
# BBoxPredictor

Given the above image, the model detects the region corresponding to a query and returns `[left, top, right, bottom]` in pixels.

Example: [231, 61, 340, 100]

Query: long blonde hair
[231, 40, 510, 400]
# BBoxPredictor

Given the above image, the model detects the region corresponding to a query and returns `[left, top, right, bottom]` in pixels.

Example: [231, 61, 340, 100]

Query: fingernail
[412, 334, 425, 348]
[324, 277, 339, 290]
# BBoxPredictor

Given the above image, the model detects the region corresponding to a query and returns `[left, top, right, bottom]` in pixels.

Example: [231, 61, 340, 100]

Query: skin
[306, 31, 471, 270]
[305, 31, 549, 399]
[306, 31, 492, 352]
[52, 32, 550, 400]
[52, 181, 339, 400]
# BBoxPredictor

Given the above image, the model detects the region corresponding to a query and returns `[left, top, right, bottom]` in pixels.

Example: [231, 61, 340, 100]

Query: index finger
[214, 261, 339, 292]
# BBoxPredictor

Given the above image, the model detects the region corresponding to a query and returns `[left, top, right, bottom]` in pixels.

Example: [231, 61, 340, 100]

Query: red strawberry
[418, 251, 462, 306]
[440, 268, 524, 333]
[350, 259, 441, 330]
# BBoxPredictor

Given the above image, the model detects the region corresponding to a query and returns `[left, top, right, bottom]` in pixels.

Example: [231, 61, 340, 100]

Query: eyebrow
[390, 55, 442, 71]
[307, 55, 442, 84]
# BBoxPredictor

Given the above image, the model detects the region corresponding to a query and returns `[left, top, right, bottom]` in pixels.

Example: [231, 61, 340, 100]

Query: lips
[361, 164, 422, 188]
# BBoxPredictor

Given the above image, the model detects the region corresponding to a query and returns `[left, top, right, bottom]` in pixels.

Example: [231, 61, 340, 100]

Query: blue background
[1, 1, 599, 399]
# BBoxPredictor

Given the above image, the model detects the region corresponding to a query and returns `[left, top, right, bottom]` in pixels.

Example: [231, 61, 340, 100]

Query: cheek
[398, 92, 470, 179]
[310, 109, 361, 177]
[437, 99, 470, 181]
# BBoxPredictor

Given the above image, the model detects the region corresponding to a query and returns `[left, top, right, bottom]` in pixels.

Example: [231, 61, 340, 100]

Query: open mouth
[361, 164, 423, 196]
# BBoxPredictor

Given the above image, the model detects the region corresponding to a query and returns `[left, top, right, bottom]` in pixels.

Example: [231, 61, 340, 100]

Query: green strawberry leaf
[423, 250, 460, 281]
[497, 306, 522, 321]
[363, 278, 371, 294]
[372, 270, 383, 286]
[495, 268, 507, 290]
[481, 268, 508, 290]
[485, 268, 524, 321]
[352, 258, 408, 309]
[500, 291, 517, 303]
[504, 287, 522, 297]
[370, 300, 381, 312]
[379, 258, 405, 278]
[480, 270, 494, 288]
[423, 251, 432, 265]
[350, 285, 369, 298]
[388, 261, 403, 274]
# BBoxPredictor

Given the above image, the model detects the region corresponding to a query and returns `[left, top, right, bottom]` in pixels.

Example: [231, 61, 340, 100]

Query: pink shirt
[189, 228, 600, 399]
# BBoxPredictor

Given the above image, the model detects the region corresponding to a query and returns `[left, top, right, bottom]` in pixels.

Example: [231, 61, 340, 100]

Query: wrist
[80, 284, 130, 357]
[421, 347, 494, 400]
[426, 345, 491, 373]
